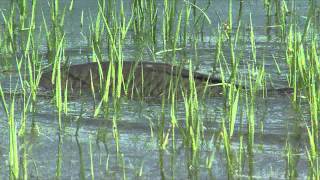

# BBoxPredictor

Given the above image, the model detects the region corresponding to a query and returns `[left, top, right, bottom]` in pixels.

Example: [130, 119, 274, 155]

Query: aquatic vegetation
[0, 0, 319, 179]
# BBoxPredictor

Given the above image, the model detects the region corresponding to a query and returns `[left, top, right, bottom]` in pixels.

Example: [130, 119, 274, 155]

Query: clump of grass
[157, 97, 170, 150]
[43, 0, 66, 63]
[221, 117, 234, 178]
[181, 62, 202, 176]
[92, 0, 133, 155]
[50, 33, 66, 130]
[1, 4, 18, 56]
[162, 0, 178, 49]
[217, 57, 241, 178]
[89, 0, 105, 62]
[245, 64, 265, 177]
[285, 141, 298, 178]
[304, 39, 320, 179]
[132, 0, 146, 36]
[149, 0, 158, 47]
[182, 2, 191, 48]
[0, 84, 19, 179]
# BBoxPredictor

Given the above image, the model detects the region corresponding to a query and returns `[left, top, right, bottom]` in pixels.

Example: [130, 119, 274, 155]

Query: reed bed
[0, 0, 319, 179]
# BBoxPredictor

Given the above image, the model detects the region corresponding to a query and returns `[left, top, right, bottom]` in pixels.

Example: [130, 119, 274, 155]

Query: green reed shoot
[162, 0, 178, 49]
[306, 120, 319, 178]
[213, 26, 223, 73]
[26, 53, 42, 103]
[148, 0, 158, 47]
[301, 0, 314, 43]
[272, 55, 282, 74]
[96, 0, 133, 154]
[16, 0, 27, 29]
[185, 0, 211, 25]
[75, 137, 86, 180]
[181, 62, 202, 170]
[245, 64, 265, 172]
[16, 57, 32, 179]
[0, 84, 19, 179]
[217, 56, 240, 177]
[280, 0, 288, 40]
[132, 0, 146, 36]
[297, 35, 307, 82]
[69, 0, 74, 11]
[23, 0, 37, 57]
[43, 0, 66, 63]
[228, 0, 232, 35]
[137, 161, 144, 177]
[116, 52, 123, 99]
[112, 114, 120, 154]
[94, 59, 112, 117]
[249, 14, 256, 63]
[89, 70, 98, 107]
[182, 2, 191, 47]
[105, 154, 110, 175]
[234, 19, 242, 48]
[205, 137, 215, 169]
[221, 118, 233, 178]
[55, 133, 62, 179]
[90, 0, 105, 62]
[63, 80, 68, 115]
[158, 97, 170, 150]
[121, 153, 127, 180]
[1, 6, 17, 54]
[16, 57, 30, 137]
[286, 25, 297, 99]
[170, 85, 177, 150]
[17, 0, 37, 56]
[89, 136, 95, 180]
[228, 85, 240, 137]
[182, 0, 211, 48]
[305, 53, 319, 178]
[94, 0, 133, 114]
[286, 28, 310, 101]
[9, 96, 19, 180]
[285, 142, 298, 178]
[171, 10, 182, 63]
[226, 20, 241, 137]
[238, 109, 245, 176]
[0, 84, 9, 121]
[51, 34, 65, 130]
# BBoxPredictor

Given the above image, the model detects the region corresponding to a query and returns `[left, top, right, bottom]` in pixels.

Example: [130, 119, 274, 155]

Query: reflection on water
[0, 92, 308, 178]
[0, 0, 313, 179]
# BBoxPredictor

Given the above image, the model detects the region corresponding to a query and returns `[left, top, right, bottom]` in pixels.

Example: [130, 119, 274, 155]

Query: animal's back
[39, 61, 223, 98]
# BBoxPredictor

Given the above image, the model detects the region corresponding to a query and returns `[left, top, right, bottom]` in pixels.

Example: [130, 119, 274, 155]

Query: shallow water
[0, 0, 314, 179]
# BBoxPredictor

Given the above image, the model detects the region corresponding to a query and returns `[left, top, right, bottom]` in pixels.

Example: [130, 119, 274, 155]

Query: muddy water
[0, 0, 312, 179]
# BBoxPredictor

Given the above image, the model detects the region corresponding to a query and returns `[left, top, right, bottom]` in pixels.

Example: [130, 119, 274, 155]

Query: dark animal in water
[39, 61, 293, 98]
[39, 61, 225, 98]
